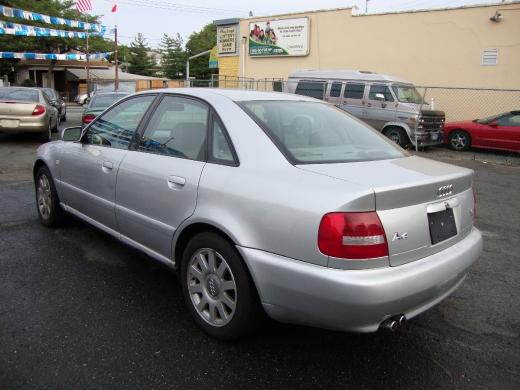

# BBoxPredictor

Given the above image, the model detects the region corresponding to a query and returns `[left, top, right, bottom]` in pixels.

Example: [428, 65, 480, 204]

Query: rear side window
[330, 82, 342, 98]
[343, 83, 365, 99]
[368, 85, 394, 102]
[241, 101, 405, 164]
[295, 81, 326, 100]
[138, 95, 209, 160]
[210, 118, 236, 164]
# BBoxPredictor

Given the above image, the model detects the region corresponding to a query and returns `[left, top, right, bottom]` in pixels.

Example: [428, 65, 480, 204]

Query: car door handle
[102, 161, 113, 173]
[167, 175, 186, 189]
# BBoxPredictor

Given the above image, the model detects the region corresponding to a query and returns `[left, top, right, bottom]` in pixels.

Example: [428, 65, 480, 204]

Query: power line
[100, 0, 248, 15]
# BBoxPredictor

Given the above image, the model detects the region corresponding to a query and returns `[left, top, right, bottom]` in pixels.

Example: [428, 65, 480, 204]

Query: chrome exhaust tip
[380, 319, 399, 332]
[380, 314, 406, 332]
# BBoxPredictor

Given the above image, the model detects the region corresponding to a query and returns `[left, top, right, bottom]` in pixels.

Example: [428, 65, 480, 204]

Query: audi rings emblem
[437, 184, 453, 198]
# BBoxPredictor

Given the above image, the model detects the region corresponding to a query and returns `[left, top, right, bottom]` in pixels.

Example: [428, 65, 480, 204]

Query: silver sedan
[33, 89, 483, 340]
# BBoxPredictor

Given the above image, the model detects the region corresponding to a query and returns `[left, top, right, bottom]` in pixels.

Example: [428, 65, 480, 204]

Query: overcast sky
[90, 0, 505, 46]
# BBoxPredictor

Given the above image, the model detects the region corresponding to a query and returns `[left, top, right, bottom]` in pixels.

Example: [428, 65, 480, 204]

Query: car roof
[134, 88, 317, 102]
[287, 69, 412, 84]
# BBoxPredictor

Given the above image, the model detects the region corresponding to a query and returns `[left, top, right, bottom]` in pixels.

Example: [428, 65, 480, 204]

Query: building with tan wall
[216, 2, 520, 89]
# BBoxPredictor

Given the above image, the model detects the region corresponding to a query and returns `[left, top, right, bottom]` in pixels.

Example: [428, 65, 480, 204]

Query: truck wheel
[385, 127, 409, 147]
[180, 232, 262, 340]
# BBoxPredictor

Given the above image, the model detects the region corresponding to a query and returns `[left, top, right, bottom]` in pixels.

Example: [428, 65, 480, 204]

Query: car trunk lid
[0, 100, 38, 117]
[297, 156, 475, 266]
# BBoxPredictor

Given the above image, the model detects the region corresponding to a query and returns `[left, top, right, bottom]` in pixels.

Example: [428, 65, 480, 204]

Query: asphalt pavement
[0, 105, 519, 389]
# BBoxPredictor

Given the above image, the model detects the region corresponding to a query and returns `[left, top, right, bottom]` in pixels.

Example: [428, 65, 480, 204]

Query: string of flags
[0, 52, 111, 60]
[0, 5, 106, 33]
[0, 21, 102, 39]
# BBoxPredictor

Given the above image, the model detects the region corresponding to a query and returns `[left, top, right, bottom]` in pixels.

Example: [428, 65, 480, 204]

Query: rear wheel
[180, 232, 262, 340]
[449, 130, 471, 151]
[385, 127, 410, 147]
[52, 115, 60, 133]
[35, 166, 64, 227]
[39, 122, 51, 143]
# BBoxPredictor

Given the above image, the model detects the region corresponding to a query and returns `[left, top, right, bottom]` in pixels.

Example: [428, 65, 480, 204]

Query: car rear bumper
[0, 116, 48, 133]
[238, 227, 482, 332]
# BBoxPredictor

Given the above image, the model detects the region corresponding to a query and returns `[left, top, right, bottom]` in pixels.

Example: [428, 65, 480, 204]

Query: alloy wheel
[451, 133, 467, 150]
[187, 248, 237, 327]
[37, 174, 52, 220]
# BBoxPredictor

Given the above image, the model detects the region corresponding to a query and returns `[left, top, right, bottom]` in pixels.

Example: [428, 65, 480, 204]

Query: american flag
[76, 0, 93, 13]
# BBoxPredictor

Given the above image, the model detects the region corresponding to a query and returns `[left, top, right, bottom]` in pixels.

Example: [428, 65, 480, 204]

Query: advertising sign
[217, 25, 238, 55]
[249, 17, 309, 57]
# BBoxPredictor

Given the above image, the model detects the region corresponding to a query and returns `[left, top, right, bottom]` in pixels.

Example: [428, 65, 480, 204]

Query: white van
[285, 70, 445, 147]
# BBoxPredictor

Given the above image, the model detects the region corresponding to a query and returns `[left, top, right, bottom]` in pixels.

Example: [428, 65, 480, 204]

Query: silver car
[33, 89, 482, 340]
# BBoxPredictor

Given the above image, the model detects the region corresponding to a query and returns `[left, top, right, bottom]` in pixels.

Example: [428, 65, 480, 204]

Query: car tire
[35, 166, 65, 227]
[62, 113, 67, 122]
[52, 116, 60, 133]
[385, 127, 410, 147]
[448, 130, 471, 151]
[40, 122, 51, 143]
[180, 232, 262, 340]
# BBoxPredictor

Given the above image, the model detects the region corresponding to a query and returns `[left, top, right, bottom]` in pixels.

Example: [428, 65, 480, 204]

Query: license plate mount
[428, 208, 457, 245]
[0, 119, 19, 128]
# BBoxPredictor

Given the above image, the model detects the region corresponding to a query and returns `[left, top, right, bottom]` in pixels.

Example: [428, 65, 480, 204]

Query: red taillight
[83, 114, 96, 124]
[32, 104, 45, 116]
[318, 212, 388, 259]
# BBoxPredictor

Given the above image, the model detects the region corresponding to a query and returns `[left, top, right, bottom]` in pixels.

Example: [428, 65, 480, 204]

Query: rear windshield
[240, 101, 406, 164]
[90, 94, 127, 108]
[0, 88, 39, 102]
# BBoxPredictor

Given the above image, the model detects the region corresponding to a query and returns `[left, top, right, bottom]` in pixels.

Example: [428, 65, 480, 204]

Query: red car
[444, 111, 520, 152]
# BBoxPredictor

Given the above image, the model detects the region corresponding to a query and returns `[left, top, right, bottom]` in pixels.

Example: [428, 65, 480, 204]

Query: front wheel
[180, 232, 262, 340]
[35, 166, 64, 227]
[449, 130, 471, 151]
[385, 127, 410, 147]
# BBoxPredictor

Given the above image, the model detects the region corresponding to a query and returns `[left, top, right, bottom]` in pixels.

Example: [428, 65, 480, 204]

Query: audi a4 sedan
[34, 89, 483, 340]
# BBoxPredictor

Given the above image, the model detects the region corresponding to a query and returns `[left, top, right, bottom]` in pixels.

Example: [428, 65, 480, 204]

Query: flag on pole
[111, 4, 118, 13]
[76, 0, 93, 14]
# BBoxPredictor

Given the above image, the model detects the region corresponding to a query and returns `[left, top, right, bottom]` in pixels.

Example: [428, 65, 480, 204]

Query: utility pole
[114, 25, 119, 91]
[365, 0, 370, 14]
[86, 27, 91, 97]
[185, 49, 212, 87]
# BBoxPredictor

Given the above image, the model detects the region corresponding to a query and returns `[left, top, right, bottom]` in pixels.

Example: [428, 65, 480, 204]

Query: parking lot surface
[0, 106, 519, 389]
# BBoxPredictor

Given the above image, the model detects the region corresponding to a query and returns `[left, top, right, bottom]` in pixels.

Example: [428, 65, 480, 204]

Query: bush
[21, 78, 36, 87]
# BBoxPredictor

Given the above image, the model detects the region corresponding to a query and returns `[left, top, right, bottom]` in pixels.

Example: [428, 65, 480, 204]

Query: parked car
[82, 92, 129, 126]
[285, 69, 445, 147]
[34, 89, 482, 340]
[0, 86, 59, 142]
[41, 88, 66, 122]
[444, 111, 520, 152]
[75, 93, 88, 105]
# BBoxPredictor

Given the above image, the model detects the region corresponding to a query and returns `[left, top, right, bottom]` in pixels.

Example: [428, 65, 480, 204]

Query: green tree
[159, 33, 185, 79]
[127, 33, 156, 76]
[185, 23, 217, 80]
[0, 0, 113, 82]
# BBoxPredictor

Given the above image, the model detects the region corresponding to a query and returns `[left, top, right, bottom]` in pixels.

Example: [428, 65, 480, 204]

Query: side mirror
[61, 126, 82, 142]
[374, 93, 386, 101]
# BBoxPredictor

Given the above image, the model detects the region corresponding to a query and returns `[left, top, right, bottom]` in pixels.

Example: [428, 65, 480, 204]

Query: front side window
[330, 82, 342, 98]
[497, 114, 520, 127]
[295, 81, 326, 100]
[138, 95, 209, 160]
[344, 83, 365, 99]
[241, 101, 406, 164]
[84, 95, 155, 149]
[391, 85, 424, 104]
[368, 85, 394, 102]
